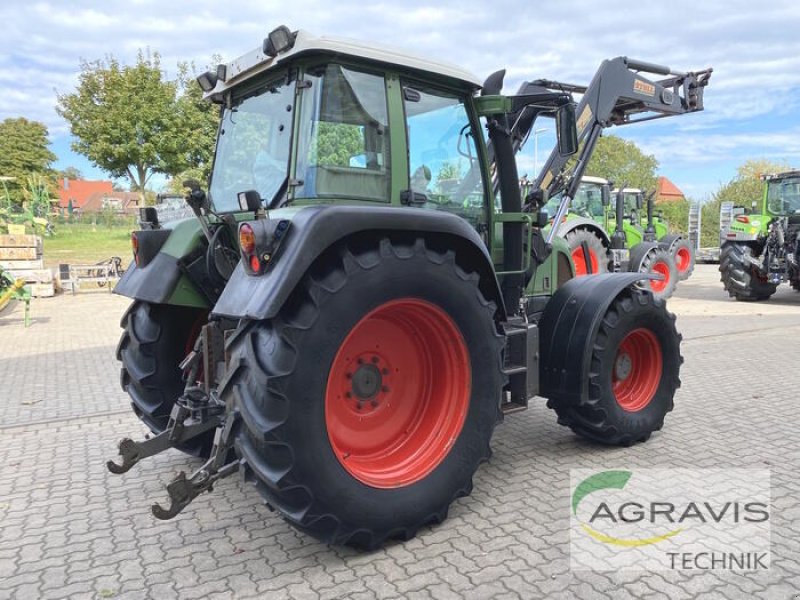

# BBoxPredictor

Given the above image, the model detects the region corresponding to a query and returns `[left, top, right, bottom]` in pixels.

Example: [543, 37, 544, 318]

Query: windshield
[767, 177, 800, 215]
[543, 181, 605, 219]
[208, 76, 294, 212]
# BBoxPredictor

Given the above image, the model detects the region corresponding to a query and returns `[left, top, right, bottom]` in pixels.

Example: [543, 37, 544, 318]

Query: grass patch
[43, 223, 134, 268]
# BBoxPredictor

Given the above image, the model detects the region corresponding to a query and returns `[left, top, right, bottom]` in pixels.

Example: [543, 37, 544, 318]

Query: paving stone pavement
[1, 266, 799, 599]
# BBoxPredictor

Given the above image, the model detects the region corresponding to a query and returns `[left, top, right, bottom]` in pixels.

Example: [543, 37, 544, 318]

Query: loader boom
[495, 57, 710, 242]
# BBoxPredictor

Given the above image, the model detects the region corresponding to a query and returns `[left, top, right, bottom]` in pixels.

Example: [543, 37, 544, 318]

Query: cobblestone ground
[1, 266, 798, 599]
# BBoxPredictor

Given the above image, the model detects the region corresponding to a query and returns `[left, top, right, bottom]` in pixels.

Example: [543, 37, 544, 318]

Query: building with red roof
[655, 176, 685, 203]
[57, 179, 114, 210]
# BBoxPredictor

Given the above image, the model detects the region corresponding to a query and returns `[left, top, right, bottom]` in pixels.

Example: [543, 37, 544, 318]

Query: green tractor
[107, 26, 705, 547]
[542, 178, 687, 298]
[610, 186, 695, 281]
[720, 169, 800, 300]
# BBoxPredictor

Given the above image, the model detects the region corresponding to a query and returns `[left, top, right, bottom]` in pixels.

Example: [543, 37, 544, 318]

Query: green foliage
[655, 198, 690, 236]
[56, 52, 221, 196]
[586, 135, 659, 191]
[0, 117, 56, 204]
[313, 122, 363, 166]
[56, 166, 83, 180]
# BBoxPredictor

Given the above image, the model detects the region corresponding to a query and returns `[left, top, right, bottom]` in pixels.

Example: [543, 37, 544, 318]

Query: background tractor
[107, 26, 708, 548]
[720, 169, 800, 300]
[540, 178, 688, 298]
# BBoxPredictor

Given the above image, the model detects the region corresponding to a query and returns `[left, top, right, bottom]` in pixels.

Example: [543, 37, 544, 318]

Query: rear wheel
[116, 301, 212, 456]
[546, 289, 682, 445]
[223, 237, 504, 547]
[635, 247, 678, 300]
[565, 229, 608, 276]
[719, 242, 777, 301]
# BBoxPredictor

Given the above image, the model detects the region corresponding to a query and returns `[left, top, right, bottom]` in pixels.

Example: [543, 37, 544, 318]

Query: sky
[2, 0, 800, 201]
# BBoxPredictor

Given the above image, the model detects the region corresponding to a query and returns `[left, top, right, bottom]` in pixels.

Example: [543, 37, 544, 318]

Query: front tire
[719, 242, 777, 301]
[660, 235, 695, 280]
[546, 289, 682, 445]
[564, 229, 609, 276]
[635, 247, 678, 300]
[223, 237, 505, 547]
[116, 301, 212, 456]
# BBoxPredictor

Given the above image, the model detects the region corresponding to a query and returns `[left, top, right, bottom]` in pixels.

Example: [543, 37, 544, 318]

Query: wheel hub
[614, 352, 632, 381]
[351, 361, 383, 400]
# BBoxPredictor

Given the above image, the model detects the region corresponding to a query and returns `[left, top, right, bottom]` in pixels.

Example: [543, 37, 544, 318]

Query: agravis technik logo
[570, 469, 771, 571]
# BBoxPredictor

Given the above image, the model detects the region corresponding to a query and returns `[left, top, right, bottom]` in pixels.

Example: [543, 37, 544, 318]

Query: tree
[0, 117, 56, 203]
[585, 135, 659, 191]
[56, 51, 192, 199]
[171, 60, 222, 188]
[55, 166, 83, 181]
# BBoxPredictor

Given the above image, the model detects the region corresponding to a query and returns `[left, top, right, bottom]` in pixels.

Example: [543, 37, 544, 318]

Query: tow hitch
[106, 321, 239, 518]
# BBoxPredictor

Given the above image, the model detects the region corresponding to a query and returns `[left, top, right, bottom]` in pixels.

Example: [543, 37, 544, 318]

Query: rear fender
[114, 217, 210, 309]
[211, 205, 505, 320]
[538, 272, 656, 404]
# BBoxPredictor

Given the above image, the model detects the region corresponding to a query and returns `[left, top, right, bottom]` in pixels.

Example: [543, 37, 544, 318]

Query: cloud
[2, 0, 800, 195]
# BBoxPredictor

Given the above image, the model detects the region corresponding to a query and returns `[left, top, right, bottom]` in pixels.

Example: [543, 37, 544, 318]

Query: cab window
[403, 84, 487, 229]
[295, 65, 391, 202]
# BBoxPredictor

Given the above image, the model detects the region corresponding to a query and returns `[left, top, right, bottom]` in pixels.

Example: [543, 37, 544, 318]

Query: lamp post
[533, 128, 548, 178]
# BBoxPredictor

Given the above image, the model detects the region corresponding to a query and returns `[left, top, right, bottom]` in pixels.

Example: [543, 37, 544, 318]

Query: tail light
[239, 223, 256, 255]
[239, 219, 291, 275]
[735, 215, 750, 224]
[131, 232, 140, 266]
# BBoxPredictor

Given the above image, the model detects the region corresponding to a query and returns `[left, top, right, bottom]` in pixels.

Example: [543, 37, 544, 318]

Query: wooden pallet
[0, 234, 53, 297]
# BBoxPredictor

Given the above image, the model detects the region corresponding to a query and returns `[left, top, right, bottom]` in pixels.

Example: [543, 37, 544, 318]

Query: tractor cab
[203, 29, 495, 233]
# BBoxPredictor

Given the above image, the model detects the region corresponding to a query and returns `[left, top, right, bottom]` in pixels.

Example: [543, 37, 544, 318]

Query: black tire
[659, 235, 695, 281]
[564, 229, 609, 275]
[546, 289, 682, 445]
[635, 247, 678, 300]
[221, 236, 505, 548]
[719, 242, 777, 301]
[116, 301, 212, 456]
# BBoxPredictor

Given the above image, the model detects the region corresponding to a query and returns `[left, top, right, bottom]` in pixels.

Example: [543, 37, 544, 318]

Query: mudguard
[538, 272, 655, 404]
[114, 218, 209, 309]
[212, 204, 505, 320]
[556, 217, 610, 246]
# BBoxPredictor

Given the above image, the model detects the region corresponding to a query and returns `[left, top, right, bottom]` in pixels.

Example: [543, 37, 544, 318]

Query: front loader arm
[529, 57, 712, 199]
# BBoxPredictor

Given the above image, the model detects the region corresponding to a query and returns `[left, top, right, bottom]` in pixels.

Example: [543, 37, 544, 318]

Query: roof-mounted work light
[263, 25, 295, 57]
[196, 70, 218, 92]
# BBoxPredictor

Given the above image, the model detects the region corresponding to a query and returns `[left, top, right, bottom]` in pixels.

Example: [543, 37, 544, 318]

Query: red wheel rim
[649, 261, 670, 293]
[675, 247, 691, 273]
[571, 246, 599, 277]
[325, 298, 471, 488]
[612, 328, 662, 412]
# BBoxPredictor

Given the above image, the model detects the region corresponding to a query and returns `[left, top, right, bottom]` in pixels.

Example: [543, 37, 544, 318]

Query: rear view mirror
[636, 194, 643, 210]
[601, 185, 611, 207]
[556, 103, 578, 157]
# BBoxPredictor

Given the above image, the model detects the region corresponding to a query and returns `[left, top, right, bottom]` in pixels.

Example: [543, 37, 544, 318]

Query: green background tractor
[107, 26, 705, 548]
[720, 169, 800, 300]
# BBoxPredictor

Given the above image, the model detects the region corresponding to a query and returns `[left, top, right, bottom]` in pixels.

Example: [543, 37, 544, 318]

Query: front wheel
[634, 246, 678, 300]
[719, 242, 777, 301]
[223, 237, 505, 547]
[660, 235, 695, 280]
[565, 229, 609, 276]
[546, 289, 682, 445]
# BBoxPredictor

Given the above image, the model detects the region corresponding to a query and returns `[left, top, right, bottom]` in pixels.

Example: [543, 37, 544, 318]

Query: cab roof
[205, 28, 482, 100]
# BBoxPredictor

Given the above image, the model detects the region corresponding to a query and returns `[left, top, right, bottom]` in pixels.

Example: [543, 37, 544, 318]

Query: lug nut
[382, 386, 390, 393]
[372, 356, 380, 364]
